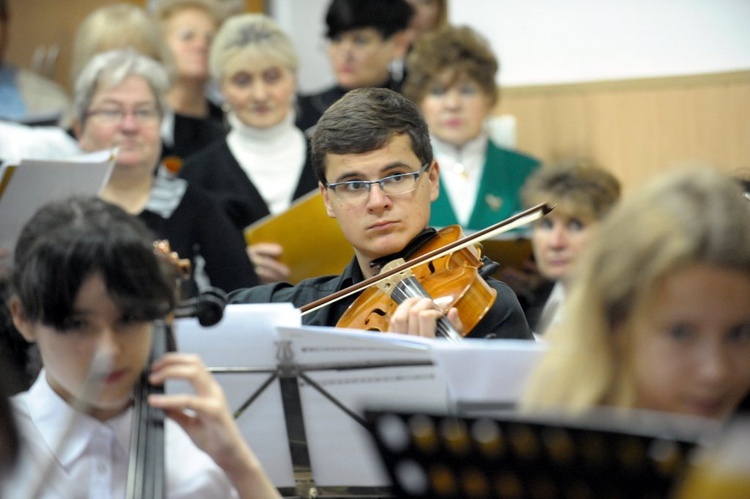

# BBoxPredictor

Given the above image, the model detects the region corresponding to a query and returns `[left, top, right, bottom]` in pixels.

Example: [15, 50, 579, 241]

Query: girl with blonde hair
[523, 168, 750, 420]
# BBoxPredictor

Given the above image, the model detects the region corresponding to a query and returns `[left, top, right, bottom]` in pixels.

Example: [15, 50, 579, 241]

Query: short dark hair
[325, 0, 413, 40]
[311, 87, 433, 183]
[11, 197, 175, 330]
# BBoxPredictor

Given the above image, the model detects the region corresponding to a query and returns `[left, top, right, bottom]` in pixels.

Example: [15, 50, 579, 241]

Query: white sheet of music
[430, 339, 547, 408]
[171, 303, 302, 489]
[275, 326, 447, 487]
[0, 149, 115, 254]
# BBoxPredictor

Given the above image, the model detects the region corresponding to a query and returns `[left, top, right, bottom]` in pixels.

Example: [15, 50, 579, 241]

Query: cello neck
[126, 320, 170, 499]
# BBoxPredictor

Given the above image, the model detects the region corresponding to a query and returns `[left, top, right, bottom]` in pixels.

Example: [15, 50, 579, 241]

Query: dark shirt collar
[368, 227, 438, 273]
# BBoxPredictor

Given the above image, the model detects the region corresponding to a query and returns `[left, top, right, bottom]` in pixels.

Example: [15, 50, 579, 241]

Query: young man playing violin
[230, 88, 532, 340]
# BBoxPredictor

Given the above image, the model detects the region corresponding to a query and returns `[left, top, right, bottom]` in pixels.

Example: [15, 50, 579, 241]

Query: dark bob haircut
[11, 197, 175, 330]
[325, 0, 413, 40]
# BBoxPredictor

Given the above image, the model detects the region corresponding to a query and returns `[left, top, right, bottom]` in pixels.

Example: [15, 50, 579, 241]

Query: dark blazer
[161, 112, 226, 162]
[179, 138, 318, 230]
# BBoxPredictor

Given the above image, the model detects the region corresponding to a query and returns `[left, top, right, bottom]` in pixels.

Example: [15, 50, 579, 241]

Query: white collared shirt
[431, 133, 488, 227]
[3, 372, 238, 499]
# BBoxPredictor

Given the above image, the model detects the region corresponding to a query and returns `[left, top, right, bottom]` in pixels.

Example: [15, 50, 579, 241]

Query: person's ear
[320, 182, 336, 219]
[8, 297, 36, 343]
[428, 160, 440, 202]
[390, 29, 411, 60]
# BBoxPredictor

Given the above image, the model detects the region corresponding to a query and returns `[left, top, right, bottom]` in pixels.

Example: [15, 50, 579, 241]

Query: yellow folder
[244, 190, 354, 284]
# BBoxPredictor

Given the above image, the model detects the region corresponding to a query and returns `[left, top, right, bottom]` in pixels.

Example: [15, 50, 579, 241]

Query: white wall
[270, 0, 750, 93]
[269, 0, 335, 94]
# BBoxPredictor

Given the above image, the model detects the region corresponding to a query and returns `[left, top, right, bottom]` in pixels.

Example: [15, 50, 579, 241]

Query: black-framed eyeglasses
[325, 163, 431, 201]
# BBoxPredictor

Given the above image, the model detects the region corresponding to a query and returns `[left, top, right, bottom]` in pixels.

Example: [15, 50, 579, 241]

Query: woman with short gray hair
[72, 49, 258, 295]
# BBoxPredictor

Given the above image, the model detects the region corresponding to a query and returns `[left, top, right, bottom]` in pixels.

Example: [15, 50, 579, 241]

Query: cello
[125, 242, 227, 498]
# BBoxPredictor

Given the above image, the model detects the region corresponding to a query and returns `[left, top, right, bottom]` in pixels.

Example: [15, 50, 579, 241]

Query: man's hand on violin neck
[387, 297, 462, 338]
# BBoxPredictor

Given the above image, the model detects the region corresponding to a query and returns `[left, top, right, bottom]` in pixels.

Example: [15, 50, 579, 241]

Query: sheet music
[276, 326, 449, 487]
[171, 309, 547, 490]
[171, 303, 302, 488]
[0, 149, 115, 254]
[428, 339, 547, 409]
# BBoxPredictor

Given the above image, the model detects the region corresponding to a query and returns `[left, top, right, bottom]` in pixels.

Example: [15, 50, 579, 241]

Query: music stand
[172, 305, 445, 498]
[173, 305, 550, 498]
[365, 407, 716, 499]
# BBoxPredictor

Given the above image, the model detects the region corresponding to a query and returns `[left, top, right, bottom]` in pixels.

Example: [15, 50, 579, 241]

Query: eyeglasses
[85, 107, 161, 125]
[326, 163, 431, 201]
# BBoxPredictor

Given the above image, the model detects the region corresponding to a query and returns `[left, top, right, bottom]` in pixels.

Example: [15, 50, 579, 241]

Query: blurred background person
[403, 24, 541, 231]
[155, 0, 227, 158]
[71, 2, 222, 161]
[405, 0, 448, 42]
[295, 0, 414, 134]
[180, 13, 317, 284]
[70, 3, 171, 89]
[508, 163, 621, 335]
[523, 168, 750, 421]
[0, 0, 71, 126]
[72, 49, 258, 295]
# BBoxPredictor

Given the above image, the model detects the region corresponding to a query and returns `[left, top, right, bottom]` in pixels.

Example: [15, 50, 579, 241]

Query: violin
[126, 241, 227, 498]
[301, 203, 553, 340]
[336, 225, 495, 340]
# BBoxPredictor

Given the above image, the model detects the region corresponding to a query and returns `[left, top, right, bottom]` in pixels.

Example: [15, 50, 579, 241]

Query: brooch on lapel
[485, 194, 503, 212]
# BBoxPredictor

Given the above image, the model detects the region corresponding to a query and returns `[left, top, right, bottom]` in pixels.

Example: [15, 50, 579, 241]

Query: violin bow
[300, 202, 553, 316]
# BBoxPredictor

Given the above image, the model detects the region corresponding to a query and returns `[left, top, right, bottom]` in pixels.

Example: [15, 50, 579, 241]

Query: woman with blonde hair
[155, 0, 227, 151]
[179, 13, 318, 283]
[70, 3, 171, 87]
[522, 168, 750, 420]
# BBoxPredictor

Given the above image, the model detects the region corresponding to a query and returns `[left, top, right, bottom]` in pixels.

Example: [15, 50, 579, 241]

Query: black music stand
[365, 407, 716, 499]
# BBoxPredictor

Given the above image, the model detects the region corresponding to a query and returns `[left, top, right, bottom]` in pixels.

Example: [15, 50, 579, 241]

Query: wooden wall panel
[5, 0, 146, 92]
[496, 72, 750, 192]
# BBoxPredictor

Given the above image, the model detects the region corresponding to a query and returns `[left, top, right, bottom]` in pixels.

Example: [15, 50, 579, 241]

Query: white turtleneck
[431, 133, 488, 226]
[226, 111, 307, 215]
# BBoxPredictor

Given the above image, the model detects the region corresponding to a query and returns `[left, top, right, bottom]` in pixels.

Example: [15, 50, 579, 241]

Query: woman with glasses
[403, 25, 541, 230]
[72, 49, 258, 295]
[230, 87, 533, 341]
[179, 14, 318, 283]
[295, 0, 414, 135]
[71, 3, 225, 161]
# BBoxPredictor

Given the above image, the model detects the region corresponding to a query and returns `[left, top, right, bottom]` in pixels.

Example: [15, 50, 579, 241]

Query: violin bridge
[375, 258, 413, 295]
